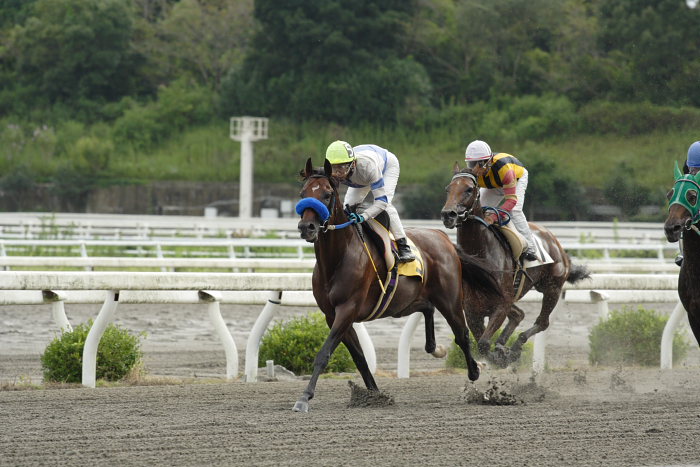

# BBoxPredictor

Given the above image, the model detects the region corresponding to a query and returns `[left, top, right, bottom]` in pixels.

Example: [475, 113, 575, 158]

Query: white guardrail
[0, 271, 687, 387]
[0, 238, 680, 263]
[0, 213, 668, 242]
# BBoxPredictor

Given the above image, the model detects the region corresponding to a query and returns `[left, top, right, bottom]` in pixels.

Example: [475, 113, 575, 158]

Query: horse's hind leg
[342, 326, 378, 391]
[423, 308, 447, 358]
[436, 303, 479, 381]
[510, 288, 562, 359]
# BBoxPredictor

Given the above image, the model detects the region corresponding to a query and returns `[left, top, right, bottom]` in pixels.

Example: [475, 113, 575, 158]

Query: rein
[449, 172, 510, 227]
[297, 173, 385, 292]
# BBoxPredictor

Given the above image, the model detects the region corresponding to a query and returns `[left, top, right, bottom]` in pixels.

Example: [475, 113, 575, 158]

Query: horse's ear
[453, 161, 461, 174]
[675, 160, 683, 180]
[303, 158, 313, 178]
[324, 158, 333, 177]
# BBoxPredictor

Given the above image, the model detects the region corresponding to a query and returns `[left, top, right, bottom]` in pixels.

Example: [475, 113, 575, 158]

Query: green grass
[2, 114, 691, 194]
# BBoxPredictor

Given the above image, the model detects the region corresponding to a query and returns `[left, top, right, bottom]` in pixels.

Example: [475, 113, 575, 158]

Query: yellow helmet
[325, 140, 355, 164]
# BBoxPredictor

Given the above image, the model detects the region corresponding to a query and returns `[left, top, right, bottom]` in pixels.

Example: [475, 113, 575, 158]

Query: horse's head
[297, 158, 339, 242]
[441, 163, 480, 229]
[665, 161, 700, 242]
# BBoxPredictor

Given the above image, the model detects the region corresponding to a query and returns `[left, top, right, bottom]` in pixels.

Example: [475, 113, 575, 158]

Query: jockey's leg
[512, 171, 537, 259]
[383, 152, 414, 263]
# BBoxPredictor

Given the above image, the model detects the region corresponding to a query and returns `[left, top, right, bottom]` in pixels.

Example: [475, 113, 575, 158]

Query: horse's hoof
[292, 401, 309, 413]
[489, 347, 510, 368]
[468, 366, 480, 382]
[431, 344, 447, 358]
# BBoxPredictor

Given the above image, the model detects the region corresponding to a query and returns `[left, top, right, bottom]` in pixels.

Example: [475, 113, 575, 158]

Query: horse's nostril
[308, 224, 316, 231]
[446, 211, 457, 218]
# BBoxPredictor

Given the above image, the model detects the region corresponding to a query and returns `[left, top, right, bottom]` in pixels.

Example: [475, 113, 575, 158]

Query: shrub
[258, 312, 355, 375]
[41, 321, 144, 383]
[446, 329, 534, 370]
[588, 306, 690, 366]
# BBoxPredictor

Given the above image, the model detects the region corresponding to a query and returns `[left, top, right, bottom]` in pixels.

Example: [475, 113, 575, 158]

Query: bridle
[447, 172, 483, 226]
[296, 174, 354, 232]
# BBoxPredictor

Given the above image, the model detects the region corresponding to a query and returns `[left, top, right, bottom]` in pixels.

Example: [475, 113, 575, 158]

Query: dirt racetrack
[2, 301, 700, 466]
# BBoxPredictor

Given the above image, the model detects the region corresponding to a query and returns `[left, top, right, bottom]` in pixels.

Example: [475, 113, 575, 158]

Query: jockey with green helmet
[325, 140, 415, 263]
[464, 139, 538, 262]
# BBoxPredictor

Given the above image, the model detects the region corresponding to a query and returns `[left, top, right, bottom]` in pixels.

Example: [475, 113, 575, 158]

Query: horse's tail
[566, 261, 591, 284]
[456, 245, 503, 300]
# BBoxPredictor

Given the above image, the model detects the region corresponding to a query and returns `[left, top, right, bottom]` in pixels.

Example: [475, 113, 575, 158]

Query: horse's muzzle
[298, 219, 319, 242]
[441, 209, 458, 229]
[664, 220, 683, 243]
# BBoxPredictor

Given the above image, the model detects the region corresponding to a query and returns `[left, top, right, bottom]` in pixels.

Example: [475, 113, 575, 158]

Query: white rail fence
[0, 238, 680, 264]
[0, 214, 668, 243]
[0, 255, 681, 273]
[0, 272, 687, 387]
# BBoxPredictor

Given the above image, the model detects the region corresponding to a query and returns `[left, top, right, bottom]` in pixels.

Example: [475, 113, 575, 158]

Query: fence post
[43, 290, 72, 332]
[245, 291, 281, 382]
[200, 290, 237, 379]
[82, 290, 120, 388]
[661, 301, 686, 369]
[397, 313, 423, 378]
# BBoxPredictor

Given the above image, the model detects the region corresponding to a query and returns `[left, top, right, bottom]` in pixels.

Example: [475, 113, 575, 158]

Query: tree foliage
[221, 0, 431, 123]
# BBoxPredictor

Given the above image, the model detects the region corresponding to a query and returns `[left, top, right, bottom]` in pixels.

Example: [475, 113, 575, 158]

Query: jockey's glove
[349, 213, 365, 224]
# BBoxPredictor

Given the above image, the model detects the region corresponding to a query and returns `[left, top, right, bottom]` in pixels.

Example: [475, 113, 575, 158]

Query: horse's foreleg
[342, 326, 378, 391]
[293, 319, 351, 413]
[478, 308, 508, 357]
[686, 306, 700, 348]
[496, 304, 525, 347]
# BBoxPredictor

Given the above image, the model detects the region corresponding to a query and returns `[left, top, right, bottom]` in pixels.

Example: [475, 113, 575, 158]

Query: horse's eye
[686, 190, 697, 206]
[322, 192, 332, 200]
[666, 189, 674, 201]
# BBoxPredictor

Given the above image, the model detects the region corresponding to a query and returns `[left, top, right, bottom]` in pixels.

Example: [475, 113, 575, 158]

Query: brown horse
[663, 162, 700, 347]
[440, 164, 590, 366]
[294, 158, 501, 412]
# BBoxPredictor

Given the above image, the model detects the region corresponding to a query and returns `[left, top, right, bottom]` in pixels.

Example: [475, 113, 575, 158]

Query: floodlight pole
[239, 138, 254, 218]
[230, 117, 269, 218]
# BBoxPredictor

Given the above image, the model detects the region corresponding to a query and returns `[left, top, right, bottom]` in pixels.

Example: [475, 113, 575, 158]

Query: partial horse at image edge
[664, 161, 700, 347]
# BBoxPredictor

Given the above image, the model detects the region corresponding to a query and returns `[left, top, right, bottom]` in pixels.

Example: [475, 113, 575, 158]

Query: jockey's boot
[521, 247, 538, 262]
[396, 237, 416, 263]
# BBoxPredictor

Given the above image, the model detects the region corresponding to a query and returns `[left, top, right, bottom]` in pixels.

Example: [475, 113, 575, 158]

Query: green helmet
[325, 140, 355, 164]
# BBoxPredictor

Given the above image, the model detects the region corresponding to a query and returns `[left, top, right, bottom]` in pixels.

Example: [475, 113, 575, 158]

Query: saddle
[361, 217, 425, 281]
[349, 208, 424, 281]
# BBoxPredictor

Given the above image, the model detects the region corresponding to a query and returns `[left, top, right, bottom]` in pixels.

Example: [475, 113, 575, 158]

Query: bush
[445, 329, 534, 370]
[41, 321, 144, 383]
[588, 306, 690, 366]
[258, 312, 355, 375]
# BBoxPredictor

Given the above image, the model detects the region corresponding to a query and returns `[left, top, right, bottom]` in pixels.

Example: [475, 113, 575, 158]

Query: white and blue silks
[342, 144, 407, 240]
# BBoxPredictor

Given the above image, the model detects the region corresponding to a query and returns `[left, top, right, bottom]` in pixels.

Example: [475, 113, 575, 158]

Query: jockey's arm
[485, 169, 518, 223]
[362, 178, 389, 219]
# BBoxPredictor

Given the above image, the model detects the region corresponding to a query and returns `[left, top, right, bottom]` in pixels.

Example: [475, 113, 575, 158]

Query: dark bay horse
[294, 158, 501, 412]
[663, 161, 700, 347]
[440, 164, 590, 365]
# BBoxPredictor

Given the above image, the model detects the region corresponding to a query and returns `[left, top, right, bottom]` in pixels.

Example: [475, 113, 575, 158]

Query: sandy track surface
[1, 370, 700, 466]
[2, 301, 700, 465]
